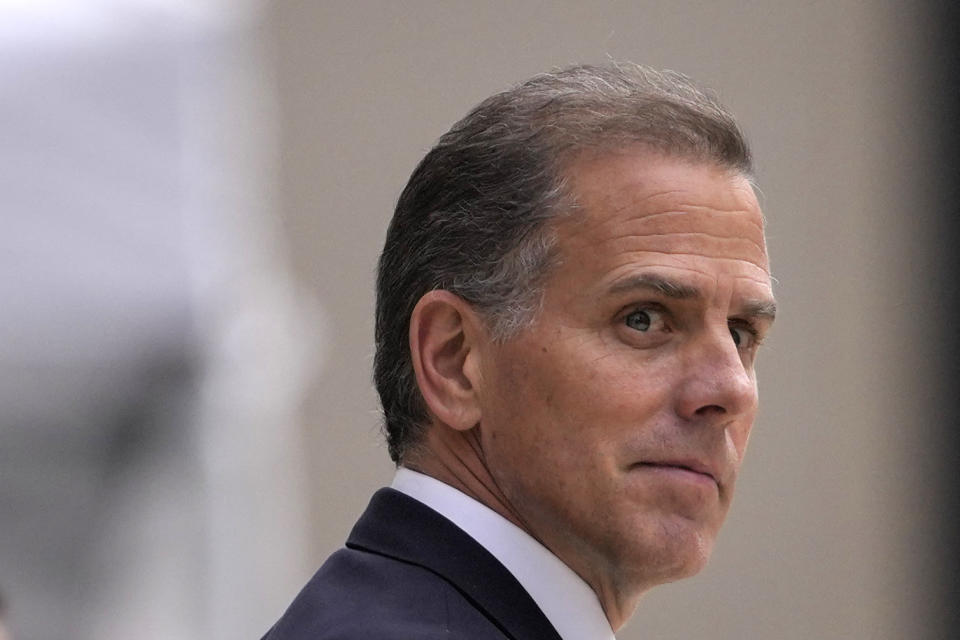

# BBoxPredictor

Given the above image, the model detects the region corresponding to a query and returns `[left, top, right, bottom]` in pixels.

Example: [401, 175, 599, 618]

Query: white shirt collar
[391, 468, 616, 640]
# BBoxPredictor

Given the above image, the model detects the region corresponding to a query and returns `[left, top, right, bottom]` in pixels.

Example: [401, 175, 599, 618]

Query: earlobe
[409, 290, 484, 432]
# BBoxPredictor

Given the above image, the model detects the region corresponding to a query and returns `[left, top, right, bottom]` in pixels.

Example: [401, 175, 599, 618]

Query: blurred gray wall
[268, 2, 940, 639]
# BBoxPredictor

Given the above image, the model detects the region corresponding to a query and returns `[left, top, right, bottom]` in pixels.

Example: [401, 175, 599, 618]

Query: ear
[409, 290, 485, 432]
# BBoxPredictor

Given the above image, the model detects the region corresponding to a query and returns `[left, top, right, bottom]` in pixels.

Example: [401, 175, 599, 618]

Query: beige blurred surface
[267, 2, 936, 637]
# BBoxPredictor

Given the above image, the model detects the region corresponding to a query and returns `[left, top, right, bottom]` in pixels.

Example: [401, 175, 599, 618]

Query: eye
[729, 323, 758, 349]
[624, 307, 666, 332]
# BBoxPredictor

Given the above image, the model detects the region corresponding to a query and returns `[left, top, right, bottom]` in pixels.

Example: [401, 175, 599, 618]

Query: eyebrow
[740, 298, 778, 322]
[608, 273, 778, 322]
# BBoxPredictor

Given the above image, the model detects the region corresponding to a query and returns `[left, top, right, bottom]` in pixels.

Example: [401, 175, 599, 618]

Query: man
[264, 62, 776, 639]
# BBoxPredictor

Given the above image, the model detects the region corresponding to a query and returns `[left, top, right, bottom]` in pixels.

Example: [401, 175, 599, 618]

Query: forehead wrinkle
[611, 206, 765, 240]
[734, 274, 775, 288]
[600, 232, 769, 273]
[602, 255, 773, 287]
[593, 184, 759, 213]
[629, 249, 770, 270]
[603, 255, 772, 280]
[577, 201, 766, 245]
[566, 179, 767, 243]
[619, 231, 767, 256]
[566, 211, 767, 256]
[642, 189, 687, 200]
[643, 207, 766, 235]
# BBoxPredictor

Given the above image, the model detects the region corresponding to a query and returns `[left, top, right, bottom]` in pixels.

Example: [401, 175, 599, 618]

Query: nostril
[694, 404, 726, 416]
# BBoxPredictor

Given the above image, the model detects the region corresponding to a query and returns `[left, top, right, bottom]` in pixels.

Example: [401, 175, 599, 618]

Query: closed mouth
[634, 461, 718, 484]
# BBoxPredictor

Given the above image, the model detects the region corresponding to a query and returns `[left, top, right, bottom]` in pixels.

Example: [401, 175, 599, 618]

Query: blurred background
[1, 1, 957, 639]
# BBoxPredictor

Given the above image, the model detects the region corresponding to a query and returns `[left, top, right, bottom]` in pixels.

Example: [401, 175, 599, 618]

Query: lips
[633, 460, 719, 485]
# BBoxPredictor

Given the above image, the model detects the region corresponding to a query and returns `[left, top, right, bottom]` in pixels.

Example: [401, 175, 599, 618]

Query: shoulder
[262, 546, 509, 640]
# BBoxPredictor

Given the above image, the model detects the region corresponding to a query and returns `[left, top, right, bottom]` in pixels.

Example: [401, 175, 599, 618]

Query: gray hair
[374, 62, 753, 463]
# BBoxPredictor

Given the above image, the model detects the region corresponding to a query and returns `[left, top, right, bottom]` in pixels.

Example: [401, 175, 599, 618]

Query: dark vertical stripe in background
[925, 2, 960, 637]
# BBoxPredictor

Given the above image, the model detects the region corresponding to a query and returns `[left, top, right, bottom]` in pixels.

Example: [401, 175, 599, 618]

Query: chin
[665, 542, 713, 582]
[621, 518, 717, 587]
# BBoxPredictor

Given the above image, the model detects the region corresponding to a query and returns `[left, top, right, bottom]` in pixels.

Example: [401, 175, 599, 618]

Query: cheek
[583, 351, 680, 421]
[482, 350, 596, 467]
[484, 335, 680, 458]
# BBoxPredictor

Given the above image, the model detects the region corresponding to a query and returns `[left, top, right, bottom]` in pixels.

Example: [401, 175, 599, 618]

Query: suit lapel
[346, 488, 564, 640]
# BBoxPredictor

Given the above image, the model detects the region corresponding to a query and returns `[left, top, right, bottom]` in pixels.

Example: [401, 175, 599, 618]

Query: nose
[675, 328, 757, 422]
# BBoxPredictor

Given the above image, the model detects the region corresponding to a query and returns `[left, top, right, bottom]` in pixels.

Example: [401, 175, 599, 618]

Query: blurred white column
[0, 2, 323, 639]
[175, 5, 326, 639]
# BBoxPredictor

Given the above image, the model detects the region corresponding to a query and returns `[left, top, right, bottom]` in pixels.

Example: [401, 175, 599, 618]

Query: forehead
[552, 151, 770, 290]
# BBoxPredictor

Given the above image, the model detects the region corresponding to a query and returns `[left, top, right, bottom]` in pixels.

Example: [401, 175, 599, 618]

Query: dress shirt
[391, 468, 616, 640]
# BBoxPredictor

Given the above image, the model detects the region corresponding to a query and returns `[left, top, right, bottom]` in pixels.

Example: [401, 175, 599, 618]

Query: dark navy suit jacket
[262, 488, 563, 639]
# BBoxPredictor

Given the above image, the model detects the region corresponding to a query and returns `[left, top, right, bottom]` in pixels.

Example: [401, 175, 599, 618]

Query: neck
[401, 422, 644, 631]
[402, 425, 531, 532]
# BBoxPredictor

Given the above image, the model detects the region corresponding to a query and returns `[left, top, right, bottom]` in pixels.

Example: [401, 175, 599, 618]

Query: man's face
[475, 151, 775, 593]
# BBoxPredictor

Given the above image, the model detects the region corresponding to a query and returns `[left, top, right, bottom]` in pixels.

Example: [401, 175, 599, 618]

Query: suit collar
[347, 488, 563, 640]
